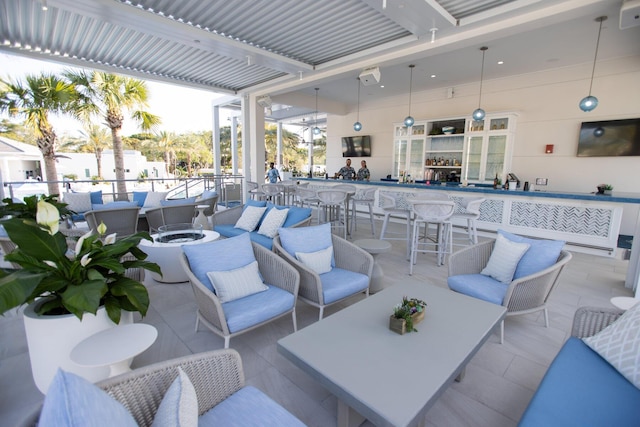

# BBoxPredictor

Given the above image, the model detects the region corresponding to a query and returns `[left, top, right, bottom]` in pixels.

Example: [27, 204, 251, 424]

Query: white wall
[326, 55, 640, 233]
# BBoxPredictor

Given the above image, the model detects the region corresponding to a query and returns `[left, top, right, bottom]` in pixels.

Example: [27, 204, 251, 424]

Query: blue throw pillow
[199, 190, 218, 200]
[264, 203, 312, 228]
[132, 191, 147, 207]
[91, 201, 138, 210]
[182, 233, 256, 292]
[39, 369, 137, 427]
[498, 229, 565, 279]
[244, 199, 267, 210]
[161, 197, 196, 207]
[90, 190, 103, 205]
[278, 223, 335, 267]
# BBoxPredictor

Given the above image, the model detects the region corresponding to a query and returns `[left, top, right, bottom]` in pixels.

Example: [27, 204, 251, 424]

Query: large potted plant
[0, 199, 160, 393]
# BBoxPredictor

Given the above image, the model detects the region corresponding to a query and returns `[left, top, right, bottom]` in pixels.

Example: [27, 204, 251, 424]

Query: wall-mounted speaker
[359, 67, 381, 86]
[620, 0, 640, 29]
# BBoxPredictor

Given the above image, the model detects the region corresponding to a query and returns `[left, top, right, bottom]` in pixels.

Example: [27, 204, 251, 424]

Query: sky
[0, 52, 233, 137]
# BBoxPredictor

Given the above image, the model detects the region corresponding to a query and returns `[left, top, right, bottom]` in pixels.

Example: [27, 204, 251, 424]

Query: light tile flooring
[0, 220, 633, 427]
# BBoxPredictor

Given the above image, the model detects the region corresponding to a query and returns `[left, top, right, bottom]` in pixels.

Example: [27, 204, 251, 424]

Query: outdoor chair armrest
[448, 239, 494, 276]
[211, 205, 243, 227]
[571, 306, 625, 339]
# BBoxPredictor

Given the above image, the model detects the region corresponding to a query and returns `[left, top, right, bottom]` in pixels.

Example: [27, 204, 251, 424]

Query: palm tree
[64, 71, 160, 199]
[76, 124, 111, 179]
[0, 74, 77, 195]
[156, 131, 177, 176]
[264, 124, 305, 171]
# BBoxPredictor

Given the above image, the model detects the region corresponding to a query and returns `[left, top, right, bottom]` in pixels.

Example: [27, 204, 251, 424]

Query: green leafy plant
[0, 200, 161, 323]
[0, 194, 74, 220]
[601, 184, 613, 191]
[392, 296, 427, 333]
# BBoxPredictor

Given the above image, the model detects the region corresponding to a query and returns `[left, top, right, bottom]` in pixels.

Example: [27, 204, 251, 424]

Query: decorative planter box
[389, 309, 425, 335]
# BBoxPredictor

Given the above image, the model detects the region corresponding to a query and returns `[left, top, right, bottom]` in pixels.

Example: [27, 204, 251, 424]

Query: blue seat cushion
[182, 233, 256, 292]
[263, 203, 312, 228]
[70, 213, 85, 222]
[520, 337, 640, 427]
[447, 273, 507, 305]
[247, 232, 274, 250]
[160, 197, 196, 206]
[199, 190, 218, 200]
[244, 199, 267, 210]
[132, 191, 147, 207]
[91, 201, 138, 210]
[223, 285, 294, 333]
[320, 268, 369, 304]
[89, 190, 103, 205]
[279, 223, 335, 267]
[214, 226, 275, 250]
[198, 386, 305, 426]
[498, 229, 565, 279]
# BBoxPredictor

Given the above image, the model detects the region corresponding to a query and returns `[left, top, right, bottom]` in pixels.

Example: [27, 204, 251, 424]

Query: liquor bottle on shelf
[493, 174, 499, 189]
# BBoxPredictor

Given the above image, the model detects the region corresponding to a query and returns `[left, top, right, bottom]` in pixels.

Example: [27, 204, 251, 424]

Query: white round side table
[610, 296, 639, 311]
[70, 323, 157, 378]
[193, 204, 211, 230]
[353, 238, 392, 293]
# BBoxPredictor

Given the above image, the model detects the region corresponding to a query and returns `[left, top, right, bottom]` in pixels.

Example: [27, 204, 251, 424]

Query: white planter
[23, 302, 133, 394]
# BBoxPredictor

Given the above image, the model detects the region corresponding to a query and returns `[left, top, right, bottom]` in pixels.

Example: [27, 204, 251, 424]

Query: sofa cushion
[264, 203, 312, 228]
[182, 233, 256, 292]
[583, 302, 640, 389]
[447, 274, 508, 305]
[296, 246, 333, 275]
[151, 367, 198, 427]
[144, 191, 168, 208]
[480, 233, 530, 284]
[197, 190, 218, 201]
[320, 268, 369, 304]
[244, 199, 267, 210]
[91, 201, 138, 210]
[198, 386, 305, 426]
[39, 369, 137, 427]
[132, 191, 147, 207]
[498, 229, 565, 279]
[519, 337, 640, 427]
[63, 192, 92, 213]
[207, 260, 268, 303]
[90, 190, 103, 205]
[214, 226, 277, 251]
[160, 197, 196, 207]
[279, 223, 335, 267]
[223, 285, 295, 333]
[257, 207, 289, 238]
[235, 206, 266, 232]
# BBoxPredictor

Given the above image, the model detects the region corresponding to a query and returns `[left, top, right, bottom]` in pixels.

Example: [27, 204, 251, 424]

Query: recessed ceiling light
[430, 74, 436, 78]
[380, 85, 385, 88]
[497, 61, 504, 65]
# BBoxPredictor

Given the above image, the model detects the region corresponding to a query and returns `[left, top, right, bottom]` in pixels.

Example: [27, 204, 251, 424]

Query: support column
[231, 116, 239, 175]
[277, 122, 283, 168]
[245, 94, 265, 185]
[212, 104, 222, 176]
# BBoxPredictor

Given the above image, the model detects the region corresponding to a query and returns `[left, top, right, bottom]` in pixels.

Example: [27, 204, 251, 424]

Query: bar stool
[409, 200, 455, 274]
[379, 192, 412, 259]
[316, 190, 348, 239]
[333, 184, 357, 236]
[452, 197, 485, 246]
[351, 187, 377, 236]
[261, 183, 284, 204]
[294, 187, 321, 223]
[246, 181, 264, 201]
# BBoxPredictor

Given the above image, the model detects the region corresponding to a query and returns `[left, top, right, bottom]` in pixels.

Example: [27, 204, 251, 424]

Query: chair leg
[318, 306, 324, 320]
[543, 307, 549, 328]
[379, 213, 390, 241]
[500, 320, 505, 344]
[195, 314, 200, 332]
[292, 309, 298, 332]
[224, 336, 230, 349]
[409, 220, 419, 275]
[368, 203, 375, 236]
[405, 213, 412, 260]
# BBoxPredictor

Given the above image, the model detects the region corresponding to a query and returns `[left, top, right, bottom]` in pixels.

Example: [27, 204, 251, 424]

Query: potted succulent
[389, 296, 427, 335]
[597, 184, 613, 195]
[0, 199, 160, 392]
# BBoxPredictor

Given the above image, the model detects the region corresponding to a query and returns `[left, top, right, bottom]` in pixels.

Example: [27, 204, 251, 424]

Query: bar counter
[298, 178, 640, 292]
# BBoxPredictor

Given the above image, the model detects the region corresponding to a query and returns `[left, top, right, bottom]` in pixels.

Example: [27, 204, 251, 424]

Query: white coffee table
[139, 229, 220, 283]
[278, 281, 506, 427]
[353, 238, 392, 293]
[610, 296, 639, 311]
[70, 323, 157, 378]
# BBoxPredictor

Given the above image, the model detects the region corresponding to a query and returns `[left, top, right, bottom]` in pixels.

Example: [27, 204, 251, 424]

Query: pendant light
[403, 65, 415, 127]
[472, 47, 488, 121]
[312, 88, 321, 135]
[579, 16, 607, 112]
[353, 77, 362, 132]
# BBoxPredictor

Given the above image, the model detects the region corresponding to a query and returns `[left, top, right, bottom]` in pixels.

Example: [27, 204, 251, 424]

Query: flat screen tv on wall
[342, 135, 371, 157]
[577, 118, 640, 157]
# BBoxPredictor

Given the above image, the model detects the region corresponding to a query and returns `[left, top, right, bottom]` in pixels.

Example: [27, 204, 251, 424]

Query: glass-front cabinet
[463, 113, 517, 184]
[392, 123, 426, 180]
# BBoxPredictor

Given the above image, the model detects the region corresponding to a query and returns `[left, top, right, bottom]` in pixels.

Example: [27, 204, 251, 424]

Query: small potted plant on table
[389, 296, 427, 335]
[597, 184, 613, 195]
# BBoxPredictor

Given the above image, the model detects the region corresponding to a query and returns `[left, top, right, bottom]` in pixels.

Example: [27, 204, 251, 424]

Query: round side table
[353, 238, 392, 293]
[193, 205, 212, 230]
[70, 323, 157, 378]
[610, 296, 639, 311]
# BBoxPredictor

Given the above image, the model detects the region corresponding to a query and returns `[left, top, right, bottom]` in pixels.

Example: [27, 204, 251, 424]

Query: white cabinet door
[463, 113, 516, 183]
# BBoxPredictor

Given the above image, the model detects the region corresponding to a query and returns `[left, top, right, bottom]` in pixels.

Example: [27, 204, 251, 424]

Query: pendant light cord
[356, 78, 361, 122]
[477, 47, 487, 109]
[588, 17, 605, 96]
[408, 65, 414, 116]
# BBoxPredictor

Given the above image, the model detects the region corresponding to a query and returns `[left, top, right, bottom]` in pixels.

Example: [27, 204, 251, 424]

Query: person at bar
[357, 160, 370, 181]
[337, 158, 356, 180]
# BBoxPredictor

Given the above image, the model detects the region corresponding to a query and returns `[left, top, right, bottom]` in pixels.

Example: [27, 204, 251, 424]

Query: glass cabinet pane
[484, 135, 507, 181]
[412, 124, 425, 135]
[393, 139, 407, 177]
[465, 136, 482, 180]
[408, 138, 424, 178]
[489, 118, 508, 130]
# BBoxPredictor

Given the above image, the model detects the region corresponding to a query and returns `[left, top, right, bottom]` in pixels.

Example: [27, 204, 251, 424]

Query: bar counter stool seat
[316, 190, 348, 239]
[452, 197, 485, 246]
[351, 187, 377, 237]
[378, 192, 412, 259]
[409, 200, 455, 274]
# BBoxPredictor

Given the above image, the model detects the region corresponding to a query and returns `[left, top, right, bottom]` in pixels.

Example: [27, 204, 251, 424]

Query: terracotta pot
[23, 301, 133, 394]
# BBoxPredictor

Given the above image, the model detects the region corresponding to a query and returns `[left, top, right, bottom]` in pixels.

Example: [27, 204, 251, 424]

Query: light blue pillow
[481, 233, 530, 284]
[498, 230, 565, 279]
[198, 190, 218, 200]
[244, 199, 267, 210]
[151, 367, 198, 427]
[161, 197, 196, 207]
[91, 201, 138, 210]
[279, 223, 335, 267]
[182, 233, 256, 292]
[90, 191, 103, 205]
[132, 191, 147, 207]
[264, 203, 312, 228]
[39, 369, 137, 427]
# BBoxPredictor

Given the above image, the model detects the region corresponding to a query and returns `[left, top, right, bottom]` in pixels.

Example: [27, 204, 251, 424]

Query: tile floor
[0, 220, 633, 427]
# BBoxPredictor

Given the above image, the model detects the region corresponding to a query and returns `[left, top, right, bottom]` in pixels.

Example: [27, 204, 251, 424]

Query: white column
[211, 104, 222, 176]
[277, 122, 283, 168]
[231, 117, 239, 175]
[245, 94, 265, 185]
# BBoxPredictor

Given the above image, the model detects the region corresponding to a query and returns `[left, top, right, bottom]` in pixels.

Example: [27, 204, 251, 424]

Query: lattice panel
[510, 202, 613, 237]
[449, 196, 503, 224]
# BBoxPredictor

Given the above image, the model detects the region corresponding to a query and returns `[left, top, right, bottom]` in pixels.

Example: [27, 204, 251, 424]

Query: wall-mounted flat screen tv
[342, 135, 371, 157]
[577, 118, 640, 157]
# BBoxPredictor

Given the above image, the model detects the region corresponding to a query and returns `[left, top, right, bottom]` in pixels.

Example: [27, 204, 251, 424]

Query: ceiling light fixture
[41, 0, 47, 10]
[579, 16, 607, 112]
[472, 47, 488, 121]
[430, 28, 438, 43]
[313, 88, 321, 135]
[404, 64, 415, 127]
[354, 77, 362, 132]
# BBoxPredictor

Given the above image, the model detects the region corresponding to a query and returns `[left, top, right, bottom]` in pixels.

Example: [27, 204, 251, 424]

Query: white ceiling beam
[48, 0, 313, 76]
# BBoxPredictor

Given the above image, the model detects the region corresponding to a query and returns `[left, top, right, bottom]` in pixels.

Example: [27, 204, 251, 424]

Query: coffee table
[277, 281, 506, 427]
